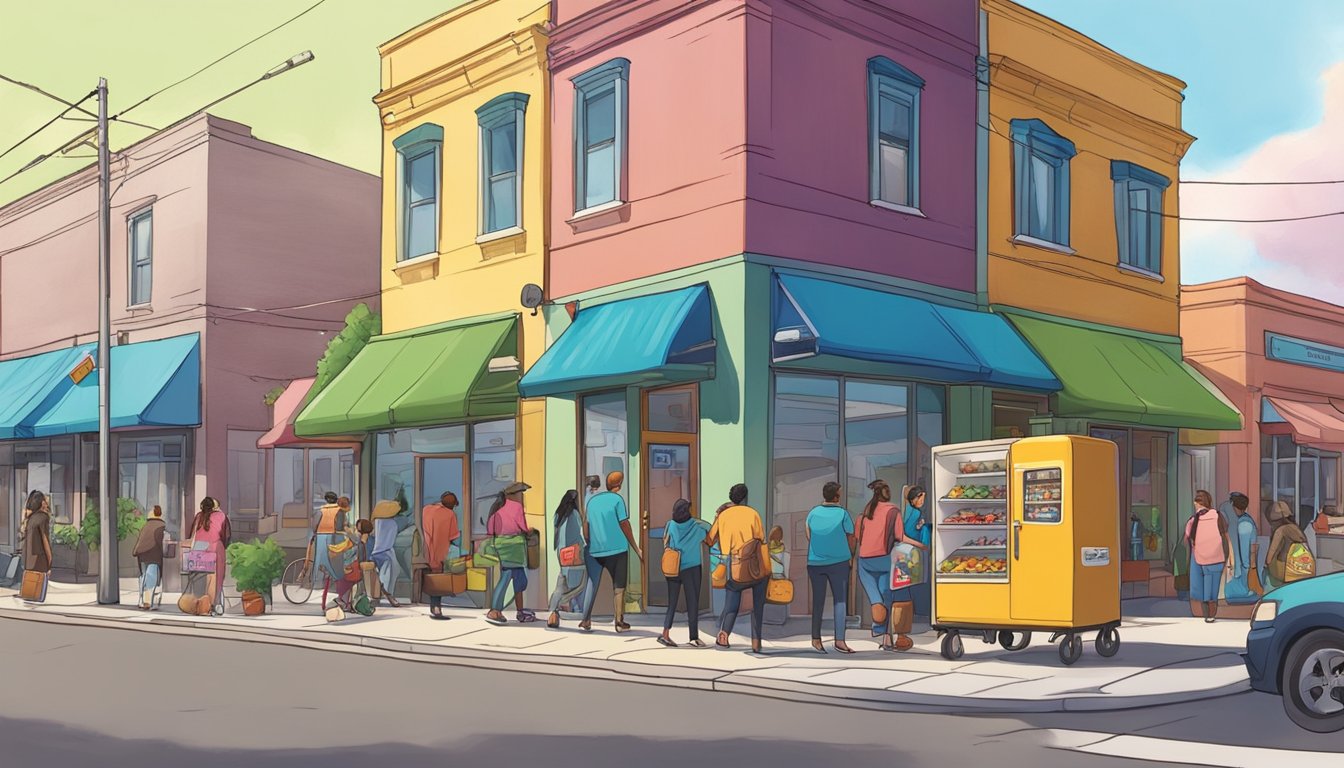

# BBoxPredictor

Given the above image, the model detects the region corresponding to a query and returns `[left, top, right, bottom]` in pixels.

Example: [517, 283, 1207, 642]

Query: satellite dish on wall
[520, 284, 545, 316]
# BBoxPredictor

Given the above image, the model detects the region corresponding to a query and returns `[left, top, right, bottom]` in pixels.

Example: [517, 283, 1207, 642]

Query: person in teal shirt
[659, 499, 711, 648]
[580, 471, 643, 633]
[902, 485, 932, 617]
[805, 481, 856, 654]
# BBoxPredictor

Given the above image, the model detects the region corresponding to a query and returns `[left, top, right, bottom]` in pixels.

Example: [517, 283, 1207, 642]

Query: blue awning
[519, 285, 715, 398]
[0, 334, 201, 439]
[773, 274, 1060, 392]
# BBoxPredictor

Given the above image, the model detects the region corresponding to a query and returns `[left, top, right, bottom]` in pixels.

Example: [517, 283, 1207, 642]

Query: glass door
[417, 455, 470, 546]
[641, 384, 700, 612]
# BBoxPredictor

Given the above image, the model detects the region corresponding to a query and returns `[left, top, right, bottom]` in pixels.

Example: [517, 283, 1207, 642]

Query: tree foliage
[306, 302, 380, 406]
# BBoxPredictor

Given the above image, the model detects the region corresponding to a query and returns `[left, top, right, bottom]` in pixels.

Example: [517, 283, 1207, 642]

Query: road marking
[1046, 729, 1344, 767]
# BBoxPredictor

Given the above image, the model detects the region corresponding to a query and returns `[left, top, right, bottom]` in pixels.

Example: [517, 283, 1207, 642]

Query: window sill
[1116, 262, 1165, 283]
[475, 226, 525, 245]
[1011, 234, 1076, 255]
[567, 200, 630, 233]
[870, 200, 926, 217]
[394, 252, 441, 270]
[392, 252, 440, 285]
[126, 303, 153, 313]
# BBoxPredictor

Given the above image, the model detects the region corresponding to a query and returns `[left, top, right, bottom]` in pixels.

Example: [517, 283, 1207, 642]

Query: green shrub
[81, 497, 146, 549]
[225, 538, 287, 596]
[52, 524, 81, 547]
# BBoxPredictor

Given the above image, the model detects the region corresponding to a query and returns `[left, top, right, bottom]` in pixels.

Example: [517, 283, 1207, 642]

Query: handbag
[526, 529, 541, 570]
[19, 570, 47, 602]
[558, 543, 584, 568]
[765, 577, 793, 605]
[422, 571, 467, 597]
[711, 562, 728, 589]
[661, 527, 681, 578]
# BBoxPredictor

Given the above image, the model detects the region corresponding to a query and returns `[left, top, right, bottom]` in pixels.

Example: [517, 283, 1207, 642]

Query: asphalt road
[0, 618, 1338, 768]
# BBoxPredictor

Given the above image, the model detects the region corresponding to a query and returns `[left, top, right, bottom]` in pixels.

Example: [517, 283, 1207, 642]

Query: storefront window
[471, 419, 516, 539]
[1263, 435, 1342, 527]
[0, 444, 12, 548]
[992, 394, 1045, 440]
[1130, 430, 1169, 563]
[582, 392, 628, 508]
[773, 375, 841, 597]
[842, 380, 907, 525]
[13, 438, 75, 526]
[915, 384, 946, 490]
[228, 430, 265, 525]
[374, 432, 416, 513]
[117, 435, 186, 537]
[647, 388, 695, 433]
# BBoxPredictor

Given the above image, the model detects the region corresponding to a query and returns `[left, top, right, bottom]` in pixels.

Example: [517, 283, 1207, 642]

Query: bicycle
[281, 555, 318, 605]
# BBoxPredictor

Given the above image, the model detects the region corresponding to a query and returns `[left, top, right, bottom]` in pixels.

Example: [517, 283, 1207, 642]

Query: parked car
[1243, 572, 1344, 732]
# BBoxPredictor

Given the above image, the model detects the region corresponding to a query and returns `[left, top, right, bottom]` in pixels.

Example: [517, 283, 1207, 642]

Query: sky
[2, 0, 1341, 303]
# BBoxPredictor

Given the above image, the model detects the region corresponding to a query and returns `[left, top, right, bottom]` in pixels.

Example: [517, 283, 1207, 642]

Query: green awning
[1006, 314, 1242, 431]
[294, 316, 518, 438]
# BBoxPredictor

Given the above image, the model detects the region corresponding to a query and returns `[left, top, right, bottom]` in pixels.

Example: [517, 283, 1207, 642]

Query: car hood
[1265, 572, 1344, 613]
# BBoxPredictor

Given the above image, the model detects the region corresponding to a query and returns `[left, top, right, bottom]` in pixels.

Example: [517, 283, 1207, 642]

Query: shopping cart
[182, 548, 224, 616]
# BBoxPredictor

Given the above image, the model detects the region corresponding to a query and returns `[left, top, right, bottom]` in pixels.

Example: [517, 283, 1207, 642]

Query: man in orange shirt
[709, 484, 770, 653]
[422, 492, 461, 620]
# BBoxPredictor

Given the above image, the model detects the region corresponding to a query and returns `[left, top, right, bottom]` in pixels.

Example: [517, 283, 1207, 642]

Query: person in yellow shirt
[708, 484, 769, 653]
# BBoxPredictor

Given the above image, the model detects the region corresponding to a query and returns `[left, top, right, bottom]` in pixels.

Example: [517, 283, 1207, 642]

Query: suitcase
[20, 570, 48, 602]
[421, 571, 467, 597]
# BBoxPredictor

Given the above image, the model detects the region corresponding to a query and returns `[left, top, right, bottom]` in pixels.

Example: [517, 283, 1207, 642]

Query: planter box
[84, 537, 144, 578]
[51, 543, 89, 573]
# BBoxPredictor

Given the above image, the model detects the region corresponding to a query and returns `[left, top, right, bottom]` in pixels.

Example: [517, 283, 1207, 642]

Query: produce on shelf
[962, 536, 1006, 547]
[958, 460, 1008, 474]
[1026, 507, 1061, 522]
[942, 509, 1004, 525]
[938, 555, 1008, 574]
[1025, 484, 1062, 501]
[946, 484, 1007, 500]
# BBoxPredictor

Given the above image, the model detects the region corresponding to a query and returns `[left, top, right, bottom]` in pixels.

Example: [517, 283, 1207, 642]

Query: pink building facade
[0, 115, 379, 575]
[1182, 278, 1343, 568]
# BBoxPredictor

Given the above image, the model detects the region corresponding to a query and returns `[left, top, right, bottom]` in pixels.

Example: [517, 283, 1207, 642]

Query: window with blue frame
[393, 123, 443, 261]
[572, 58, 629, 214]
[476, 93, 529, 235]
[1010, 119, 1075, 247]
[867, 57, 923, 209]
[1111, 161, 1169, 275]
[128, 208, 153, 306]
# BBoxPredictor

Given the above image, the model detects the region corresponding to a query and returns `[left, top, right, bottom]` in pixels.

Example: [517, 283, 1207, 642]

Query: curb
[0, 605, 1250, 714]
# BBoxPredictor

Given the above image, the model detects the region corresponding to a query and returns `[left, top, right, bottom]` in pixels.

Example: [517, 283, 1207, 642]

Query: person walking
[371, 499, 403, 608]
[19, 491, 52, 603]
[484, 481, 534, 625]
[1265, 500, 1309, 590]
[660, 499, 710, 648]
[856, 480, 921, 651]
[310, 492, 352, 611]
[421, 491, 461, 620]
[580, 472, 643, 633]
[902, 485, 932, 617]
[132, 505, 167, 610]
[1184, 490, 1231, 622]
[709, 484, 769, 653]
[546, 490, 588, 629]
[805, 482, 855, 654]
[189, 497, 231, 610]
[1223, 493, 1260, 605]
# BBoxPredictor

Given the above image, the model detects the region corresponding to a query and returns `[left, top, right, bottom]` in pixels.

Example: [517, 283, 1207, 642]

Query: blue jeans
[491, 567, 528, 611]
[719, 579, 766, 641]
[808, 561, 850, 642]
[139, 563, 161, 605]
[857, 555, 893, 635]
[1190, 559, 1222, 602]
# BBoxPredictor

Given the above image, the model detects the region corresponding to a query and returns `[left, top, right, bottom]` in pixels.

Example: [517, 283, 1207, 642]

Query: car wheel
[1280, 629, 1344, 733]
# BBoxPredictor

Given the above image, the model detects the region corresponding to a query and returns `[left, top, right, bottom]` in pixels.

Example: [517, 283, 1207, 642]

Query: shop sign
[69, 354, 95, 384]
[1266, 332, 1344, 374]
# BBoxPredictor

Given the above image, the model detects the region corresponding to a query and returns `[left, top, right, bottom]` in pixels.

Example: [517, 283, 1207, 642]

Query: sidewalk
[0, 580, 1250, 713]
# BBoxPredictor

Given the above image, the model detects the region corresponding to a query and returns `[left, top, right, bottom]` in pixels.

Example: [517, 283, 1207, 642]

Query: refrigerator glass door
[1009, 464, 1071, 623]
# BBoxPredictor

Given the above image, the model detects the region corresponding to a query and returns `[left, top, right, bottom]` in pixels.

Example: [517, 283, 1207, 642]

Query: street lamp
[93, 50, 316, 605]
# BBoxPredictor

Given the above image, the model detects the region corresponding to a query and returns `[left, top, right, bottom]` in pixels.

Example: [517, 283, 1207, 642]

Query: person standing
[856, 480, 922, 651]
[371, 500, 403, 608]
[546, 490, 588, 629]
[19, 491, 52, 603]
[1184, 490, 1230, 622]
[132, 505, 167, 610]
[709, 484, 769, 653]
[1265, 500, 1309, 590]
[189, 497, 231, 610]
[805, 482, 855, 654]
[1223, 493, 1259, 605]
[583, 476, 601, 509]
[902, 485, 932, 617]
[311, 492, 352, 611]
[484, 481, 534, 625]
[421, 491, 461, 620]
[660, 499, 710, 648]
[580, 472, 643, 633]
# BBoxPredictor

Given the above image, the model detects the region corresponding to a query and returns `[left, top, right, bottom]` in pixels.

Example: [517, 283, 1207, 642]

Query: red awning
[257, 379, 360, 449]
[1262, 396, 1344, 451]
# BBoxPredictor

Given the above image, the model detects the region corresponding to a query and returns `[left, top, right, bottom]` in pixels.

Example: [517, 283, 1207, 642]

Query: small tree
[262, 386, 287, 407]
[305, 302, 380, 406]
[81, 497, 145, 550]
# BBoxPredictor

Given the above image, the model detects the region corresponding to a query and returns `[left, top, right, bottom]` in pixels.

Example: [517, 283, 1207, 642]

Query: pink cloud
[1182, 61, 1344, 302]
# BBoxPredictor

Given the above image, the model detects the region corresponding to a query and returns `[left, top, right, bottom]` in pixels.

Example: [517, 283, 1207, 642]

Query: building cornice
[988, 55, 1194, 161]
[374, 25, 548, 115]
[549, 0, 721, 71]
[378, 0, 547, 57]
[1182, 278, 1344, 327]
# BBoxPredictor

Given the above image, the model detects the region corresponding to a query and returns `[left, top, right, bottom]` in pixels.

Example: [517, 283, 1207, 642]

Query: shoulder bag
[661, 527, 681, 578]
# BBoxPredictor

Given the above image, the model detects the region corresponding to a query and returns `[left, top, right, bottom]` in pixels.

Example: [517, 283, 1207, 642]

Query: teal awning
[0, 334, 202, 438]
[774, 274, 1060, 392]
[518, 285, 715, 398]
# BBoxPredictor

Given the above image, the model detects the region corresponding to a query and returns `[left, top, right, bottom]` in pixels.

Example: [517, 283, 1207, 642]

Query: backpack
[732, 538, 768, 584]
[1284, 542, 1316, 582]
[1188, 509, 1228, 560]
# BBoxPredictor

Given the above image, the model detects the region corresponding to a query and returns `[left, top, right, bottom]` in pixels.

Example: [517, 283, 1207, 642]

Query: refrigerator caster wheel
[1059, 634, 1083, 665]
[941, 632, 964, 661]
[1095, 627, 1120, 657]
[999, 630, 1032, 651]
[981, 630, 998, 645]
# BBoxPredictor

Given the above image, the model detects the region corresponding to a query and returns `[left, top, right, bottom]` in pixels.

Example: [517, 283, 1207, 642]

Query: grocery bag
[890, 542, 924, 591]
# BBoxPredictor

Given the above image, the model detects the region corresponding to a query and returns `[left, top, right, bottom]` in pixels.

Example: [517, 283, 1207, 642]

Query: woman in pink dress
[190, 497, 231, 605]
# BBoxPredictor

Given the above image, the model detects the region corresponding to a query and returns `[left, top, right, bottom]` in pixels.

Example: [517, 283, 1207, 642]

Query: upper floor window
[867, 57, 923, 210]
[393, 123, 443, 261]
[572, 58, 629, 214]
[476, 93, 529, 236]
[1011, 119, 1075, 247]
[1111, 161, 1169, 275]
[128, 208, 153, 306]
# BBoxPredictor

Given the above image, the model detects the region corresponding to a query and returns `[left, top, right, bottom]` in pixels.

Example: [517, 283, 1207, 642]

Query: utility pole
[96, 77, 117, 605]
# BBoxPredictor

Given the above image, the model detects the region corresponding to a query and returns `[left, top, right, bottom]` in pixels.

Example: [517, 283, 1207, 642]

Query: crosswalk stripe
[1046, 729, 1343, 767]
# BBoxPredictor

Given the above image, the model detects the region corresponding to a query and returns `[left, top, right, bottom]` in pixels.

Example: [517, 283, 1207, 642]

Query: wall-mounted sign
[69, 354, 95, 384]
[1266, 332, 1344, 374]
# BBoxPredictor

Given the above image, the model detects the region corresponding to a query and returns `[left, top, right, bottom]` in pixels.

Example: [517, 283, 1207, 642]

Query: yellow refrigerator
[930, 435, 1121, 665]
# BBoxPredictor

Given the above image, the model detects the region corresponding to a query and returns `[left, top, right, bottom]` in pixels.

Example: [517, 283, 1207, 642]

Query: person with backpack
[1184, 490, 1230, 623]
[1265, 500, 1313, 589]
[708, 484, 770, 653]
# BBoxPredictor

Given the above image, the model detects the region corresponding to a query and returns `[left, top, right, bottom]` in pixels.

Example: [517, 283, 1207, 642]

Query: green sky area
[0, 0, 470, 203]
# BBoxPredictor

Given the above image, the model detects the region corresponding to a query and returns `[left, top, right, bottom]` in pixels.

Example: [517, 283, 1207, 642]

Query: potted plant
[51, 523, 87, 572]
[225, 538, 286, 616]
[81, 498, 147, 577]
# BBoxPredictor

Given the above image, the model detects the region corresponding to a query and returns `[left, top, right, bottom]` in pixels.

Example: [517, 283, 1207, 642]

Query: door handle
[1013, 520, 1023, 561]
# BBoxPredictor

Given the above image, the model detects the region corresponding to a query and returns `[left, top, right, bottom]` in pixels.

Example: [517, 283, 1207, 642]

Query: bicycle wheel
[282, 558, 314, 605]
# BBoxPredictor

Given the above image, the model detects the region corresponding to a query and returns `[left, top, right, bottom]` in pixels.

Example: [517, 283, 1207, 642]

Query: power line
[0, 72, 98, 119]
[0, 91, 96, 164]
[112, 0, 329, 120]
[1181, 178, 1344, 186]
